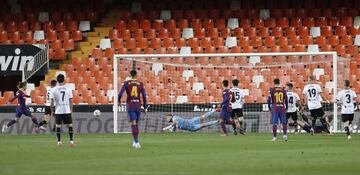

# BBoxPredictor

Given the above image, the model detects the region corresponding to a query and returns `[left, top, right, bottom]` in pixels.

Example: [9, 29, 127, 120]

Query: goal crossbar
[113, 52, 339, 133]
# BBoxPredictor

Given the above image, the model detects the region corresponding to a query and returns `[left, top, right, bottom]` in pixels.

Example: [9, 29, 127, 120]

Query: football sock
[345, 126, 350, 136]
[7, 119, 16, 127]
[38, 120, 47, 126]
[272, 125, 277, 138]
[31, 117, 39, 127]
[69, 127, 74, 141]
[282, 124, 287, 135]
[131, 124, 139, 143]
[56, 127, 61, 142]
[220, 122, 227, 134]
[311, 119, 316, 129]
[320, 118, 330, 133]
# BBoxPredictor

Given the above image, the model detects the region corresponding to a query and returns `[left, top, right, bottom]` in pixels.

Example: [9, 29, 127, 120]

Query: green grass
[0, 133, 359, 175]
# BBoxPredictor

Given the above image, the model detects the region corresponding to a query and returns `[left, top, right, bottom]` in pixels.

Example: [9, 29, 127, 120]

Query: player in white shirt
[230, 79, 246, 135]
[51, 74, 75, 147]
[336, 80, 358, 140]
[38, 79, 57, 131]
[302, 75, 331, 134]
[285, 83, 313, 134]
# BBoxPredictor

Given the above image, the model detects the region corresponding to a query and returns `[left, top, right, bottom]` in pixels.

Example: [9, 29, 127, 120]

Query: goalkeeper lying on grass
[162, 110, 218, 132]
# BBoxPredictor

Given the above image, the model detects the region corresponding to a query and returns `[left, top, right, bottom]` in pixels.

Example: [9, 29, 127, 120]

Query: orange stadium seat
[72, 30, 83, 41]
[63, 39, 74, 51]
[3, 91, 14, 102]
[145, 29, 156, 39]
[258, 27, 269, 37]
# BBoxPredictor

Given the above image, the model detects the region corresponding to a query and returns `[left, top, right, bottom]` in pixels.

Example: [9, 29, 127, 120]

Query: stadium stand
[1, 0, 360, 104]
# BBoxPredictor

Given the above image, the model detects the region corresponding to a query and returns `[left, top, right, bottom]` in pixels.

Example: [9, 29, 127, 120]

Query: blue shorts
[16, 107, 32, 118]
[271, 111, 286, 125]
[220, 110, 232, 121]
[126, 104, 141, 121]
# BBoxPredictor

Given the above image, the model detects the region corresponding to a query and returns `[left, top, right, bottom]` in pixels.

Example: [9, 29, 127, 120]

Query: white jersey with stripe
[286, 91, 300, 113]
[336, 89, 357, 114]
[302, 83, 322, 110]
[45, 86, 55, 106]
[51, 85, 73, 114]
[230, 87, 245, 109]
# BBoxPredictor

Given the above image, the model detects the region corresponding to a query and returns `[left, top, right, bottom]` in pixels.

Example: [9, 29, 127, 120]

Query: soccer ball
[93, 109, 101, 117]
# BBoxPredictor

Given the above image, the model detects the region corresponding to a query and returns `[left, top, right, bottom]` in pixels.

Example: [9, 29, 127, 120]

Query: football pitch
[0, 133, 359, 175]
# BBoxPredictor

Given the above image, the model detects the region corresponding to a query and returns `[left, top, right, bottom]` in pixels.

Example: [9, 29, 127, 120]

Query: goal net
[113, 52, 351, 134]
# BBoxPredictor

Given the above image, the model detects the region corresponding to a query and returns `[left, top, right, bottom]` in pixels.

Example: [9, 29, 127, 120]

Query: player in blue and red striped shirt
[118, 70, 147, 149]
[2, 82, 39, 134]
[268, 78, 288, 141]
[219, 80, 237, 136]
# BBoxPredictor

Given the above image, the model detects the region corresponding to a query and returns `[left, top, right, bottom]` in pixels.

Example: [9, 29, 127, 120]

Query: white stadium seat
[354, 16, 360, 26]
[252, 75, 264, 88]
[79, 21, 90, 32]
[33, 30, 45, 41]
[192, 82, 204, 94]
[310, 27, 321, 38]
[182, 28, 194, 39]
[107, 90, 114, 101]
[152, 63, 163, 76]
[227, 18, 239, 29]
[100, 38, 112, 50]
[249, 56, 261, 66]
[307, 44, 319, 52]
[176, 96, 188, 104]
[325, 81, 334, 93]
[180, 47, 191, 54]
[313, 68, 324, 80]
[182, 70, 194, 81]
[354, 35, 360, 46]
[225, 37, 237, 47]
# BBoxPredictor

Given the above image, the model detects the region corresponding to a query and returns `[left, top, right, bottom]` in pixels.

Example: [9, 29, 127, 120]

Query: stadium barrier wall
[1, 104, 358, 135]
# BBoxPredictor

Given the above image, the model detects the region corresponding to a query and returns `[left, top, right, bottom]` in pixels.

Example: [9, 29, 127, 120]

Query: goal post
[113, 52, 347, 134]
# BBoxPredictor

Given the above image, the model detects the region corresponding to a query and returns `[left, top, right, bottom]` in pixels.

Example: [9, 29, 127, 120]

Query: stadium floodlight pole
[114, 52, 340, 133]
